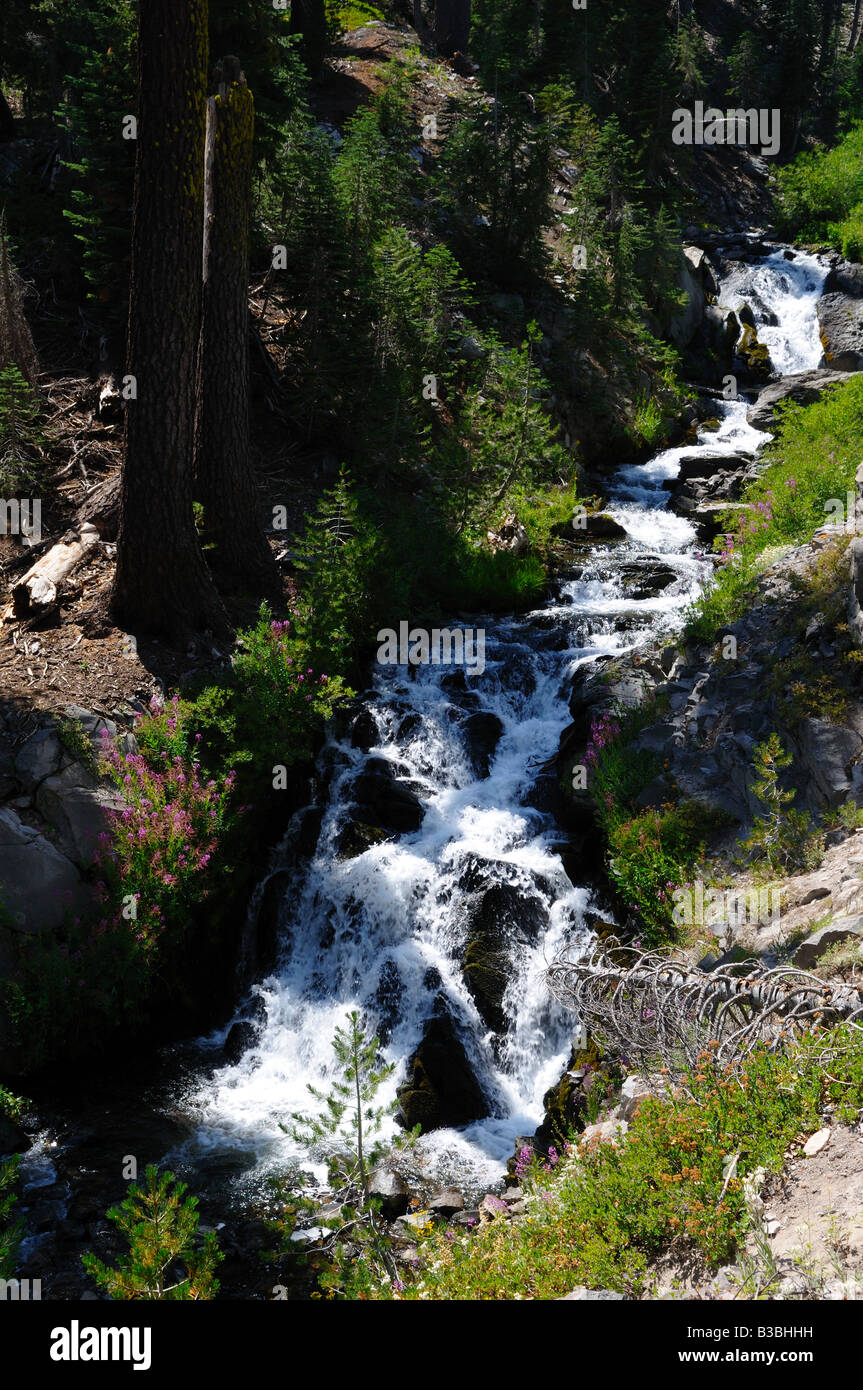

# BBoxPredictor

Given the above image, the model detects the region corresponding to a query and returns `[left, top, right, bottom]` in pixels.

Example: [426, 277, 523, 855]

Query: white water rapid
[173, 243, 829, 1197]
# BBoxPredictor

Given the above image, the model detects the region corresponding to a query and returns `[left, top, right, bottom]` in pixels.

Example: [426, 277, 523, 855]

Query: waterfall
[173, 244, 829, 1195]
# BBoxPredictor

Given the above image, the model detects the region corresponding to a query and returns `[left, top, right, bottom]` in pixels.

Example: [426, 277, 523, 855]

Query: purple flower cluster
[584, 711, 621, 768]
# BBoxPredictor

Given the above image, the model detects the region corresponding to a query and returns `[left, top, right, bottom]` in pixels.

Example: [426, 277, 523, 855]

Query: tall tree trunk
[111, 0, 229, 642]
[434, 0, 470, 57]
[0, 87, 15, 142]
[849, 0, 862, 51]
[195, 68, 280, 593]
[290, 0, 327, 78]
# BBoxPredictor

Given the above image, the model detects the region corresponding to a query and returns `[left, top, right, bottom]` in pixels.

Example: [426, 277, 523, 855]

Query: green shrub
[82, 1167, 222, 1300]
[358, 1027, 863, 1299]
[776, 121, 863, 254]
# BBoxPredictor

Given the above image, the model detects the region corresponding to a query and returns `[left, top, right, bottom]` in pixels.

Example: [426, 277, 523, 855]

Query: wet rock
[374, 960, 402, 1044]
[428, 1188, 465, 1217]
[0, 1115, 29, 1157]
[675, 450, 752, 482]
[581, 513, 627, 540]
[335, 818, 394, 858]
[461, 711, 504, 778]
[254, 868, 292, 968]
[369, 1167, 411, 1218]
[461, 884, 546, 1032]
[704, 304, 740, 356]
[747, 370, 862, 431]
[350, 766, 425, 834]
[397, 1014, 489, 1130]
[224, 1020, 257, 1064]
[349, 708, 379, 751]
[533, 1066, 586, 1154]
[818, 293, 863, 370]
[824, 261, 863, 297]
[291, 805, 324, 858]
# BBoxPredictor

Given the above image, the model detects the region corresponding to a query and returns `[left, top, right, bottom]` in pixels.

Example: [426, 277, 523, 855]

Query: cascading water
[172, 244, 829, 1196]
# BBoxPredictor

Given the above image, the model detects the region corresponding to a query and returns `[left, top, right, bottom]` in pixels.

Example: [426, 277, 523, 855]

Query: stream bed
[16, 239, 830, 1295]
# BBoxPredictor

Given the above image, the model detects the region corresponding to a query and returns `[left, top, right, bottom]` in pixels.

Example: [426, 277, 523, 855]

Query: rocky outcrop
[0, 705, 139, 1071]
[460, 881, 546, 1033]
[397, 1013, 489, 1130]
[668, 245, 717, 349]
[747, 369, 862, 430]
[818, 262, 863, 370]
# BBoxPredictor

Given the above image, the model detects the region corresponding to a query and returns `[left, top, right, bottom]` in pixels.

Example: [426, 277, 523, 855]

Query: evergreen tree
[82, 1167, 222, 1300]
[59, 2, 136, 348]
[0, 1157, 22, 1282]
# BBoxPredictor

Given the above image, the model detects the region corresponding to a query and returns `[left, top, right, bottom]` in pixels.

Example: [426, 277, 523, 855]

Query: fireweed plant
[2, 609, 347, 1070]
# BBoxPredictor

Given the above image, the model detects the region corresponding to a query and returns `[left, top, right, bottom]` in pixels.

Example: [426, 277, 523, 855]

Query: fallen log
[8, 522, 100, 619]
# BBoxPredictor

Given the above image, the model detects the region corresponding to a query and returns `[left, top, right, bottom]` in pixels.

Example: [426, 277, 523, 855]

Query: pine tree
[58, 1, 136, 348]
[0, 1157, 22, 1282]
[81, 1167, 222, 1300]
[741, 734, 818, 873]
[284, 1010, 414, 1292]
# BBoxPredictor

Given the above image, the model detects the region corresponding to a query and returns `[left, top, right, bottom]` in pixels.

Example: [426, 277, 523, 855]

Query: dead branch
[546, 937, 863, 1076]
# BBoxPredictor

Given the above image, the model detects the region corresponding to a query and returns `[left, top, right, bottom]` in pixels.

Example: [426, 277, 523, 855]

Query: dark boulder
[397, 1015, 489, 1130]
[254, 869, 292, 970]
[224, 1020, 257, 1064]
[350, 708, 379, 751]
[461, 711, 504, 778]
[461, 883, 547, 1032]
[0, 1115, 29, 1158]
[351, 765, 425, 834]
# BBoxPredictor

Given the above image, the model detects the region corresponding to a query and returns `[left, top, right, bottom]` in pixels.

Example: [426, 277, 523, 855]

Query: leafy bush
[776, 121, 863, 255]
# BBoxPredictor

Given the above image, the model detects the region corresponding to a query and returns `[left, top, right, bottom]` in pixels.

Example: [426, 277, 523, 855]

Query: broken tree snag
[194, 70, 280, 595]
[77, 471, 121, 541]
[11, 523, 99, 618]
